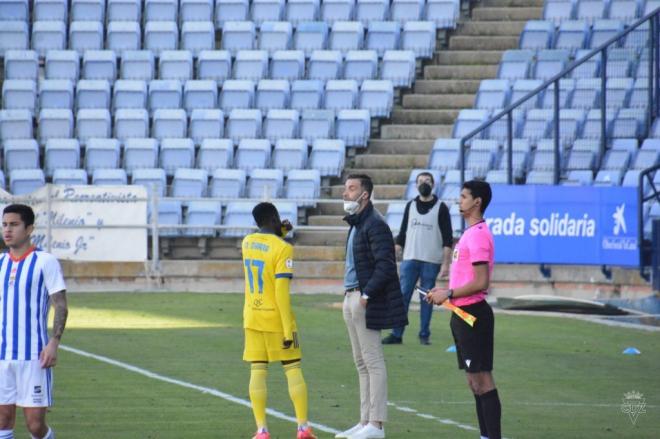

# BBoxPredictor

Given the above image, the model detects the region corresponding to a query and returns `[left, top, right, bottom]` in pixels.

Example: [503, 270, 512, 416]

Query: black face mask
[418, 183, 433, 197]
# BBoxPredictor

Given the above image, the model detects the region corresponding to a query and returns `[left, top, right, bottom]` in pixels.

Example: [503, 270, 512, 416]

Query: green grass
[17, 293, 659, 438]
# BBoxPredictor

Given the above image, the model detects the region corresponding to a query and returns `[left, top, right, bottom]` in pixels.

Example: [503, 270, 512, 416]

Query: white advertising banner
[0, 185, 148, 262]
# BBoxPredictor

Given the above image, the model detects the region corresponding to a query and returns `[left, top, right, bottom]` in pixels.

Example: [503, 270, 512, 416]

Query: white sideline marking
[60, 345, 340, 435]
[388, 401, 479, 432]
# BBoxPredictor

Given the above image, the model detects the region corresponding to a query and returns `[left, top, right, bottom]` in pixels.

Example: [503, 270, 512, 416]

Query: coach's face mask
[418, 183, 433, 197]
[343, 192, 366, 215]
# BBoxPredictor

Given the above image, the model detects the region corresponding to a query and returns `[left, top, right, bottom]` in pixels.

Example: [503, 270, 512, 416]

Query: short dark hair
[3, 204, 35, 227]
[462, 180, 492, 213]
[252, 202, 279, 228]
[416, 171, 435, 185]
[345, 174, 374, 198]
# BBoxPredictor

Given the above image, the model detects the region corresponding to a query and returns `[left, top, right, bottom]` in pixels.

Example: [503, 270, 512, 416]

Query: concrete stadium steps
[471, 7, 543, 20]
[414, 79, 482, 94]
[328, 184, 407, 199]
[366, 139, 435, 154]
[352, 153, 429, 169]
[449, 36, 521, 50]
[402, 93, 475, 109]
[391, 109, 459, 124]
[380, 124, 453, 139]
[424, 64, 500, 80]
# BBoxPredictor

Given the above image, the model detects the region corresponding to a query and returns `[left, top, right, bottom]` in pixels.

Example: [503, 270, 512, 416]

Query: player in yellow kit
[242, 202, 316, 439]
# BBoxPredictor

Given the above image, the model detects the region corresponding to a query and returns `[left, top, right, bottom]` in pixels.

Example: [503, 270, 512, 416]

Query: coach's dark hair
[462, 180, 492, 213]
[3, 204, 35, 227]
[416, 171, 435, 185]
[252, 202, 279, 228]
[345, 173, 374, 198]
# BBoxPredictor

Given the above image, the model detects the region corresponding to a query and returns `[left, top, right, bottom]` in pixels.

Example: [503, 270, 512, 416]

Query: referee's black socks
[473, 393, 489, 438]
[480, 388, 501, 439]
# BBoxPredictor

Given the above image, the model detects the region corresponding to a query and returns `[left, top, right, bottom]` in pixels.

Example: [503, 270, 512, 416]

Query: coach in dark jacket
[335, 174, 407, 439]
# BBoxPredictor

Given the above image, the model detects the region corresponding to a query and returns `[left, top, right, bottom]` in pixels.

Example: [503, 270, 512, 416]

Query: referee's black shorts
[449, 300, 494, 373]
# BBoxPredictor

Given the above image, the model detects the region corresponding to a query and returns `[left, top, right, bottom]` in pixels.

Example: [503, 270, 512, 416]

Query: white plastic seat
[76, 109, 112, 145]
[291, 80, 324, 111]
[39, 79, 75, 110]
[256, 80, 291, 114]
[4, 139, 40, 173]
[0, 22, 29, 55]
[222, 21, 256, 55]
[308, 50, 343, 81]
[285, 169, 320, 206]
[356, 0, 388, 25]
[107, 0, 141, 21]
[152, 109, 188, 140]
[366, 21, 400, 58]
[113, 80, 148, 110]
[38, 109, 74, 145]
[294, 22, 329, 57]
[188, 109, 225, 145]
[181, 21, 215, 55]
[321, 0, 355, 25]
[76, 80, 111, 110]
[145, 21, 179, 55]
[402, 21, 436, 59]
[300, 109, 335, 143]
[184, 80, 218, 113]
[45, 50, 80, 81]
[85, 138, 121, 173]
[197, 50, 233, 84]
[325, 79, 358, 111]
[124, 138, 159, 174]
[181, 0, 214, 21]
[259, 21, 293, 54]
[44, 138, 81, 177]
[286, 0, 320, 25]
[330, 21, 364, 54]
[145, 0, 179, 21]
[380, 50, 415, 88]
[344, 50, 378, 83]
[336, 109, 370, 147]
[235, 138, 272, 171]
[149, 79, 183, 112]
[69, 21, 104, 53]
[391, 0, 424, 24]
[0, 110, 33, 141]
[107, 21, 142, 52]
[121, 51, 156, 80]
[4, 51, 39, 80]
[114, 108, 150, 140]
[215, 0, 249, 27]
[359, 79, 393, 118]
[10, 169, 46, 195]
[197, 138, 233, 172]
[233, 50, 269, 82]
[71, 0, 106, 21]
[270, 50, 306, 81]
[211, 169, 247, 199]
[264, 109, 299, 142]
[83, 50, 118, 81]
[2, 80, 37, 114]
[250, 0, 285, 25]
[160, 138, 196, 176]
[273, 138, 308, 173]
[309, 138, 345, 177]
[220, 79, 255, 112]
[159, 50, 194, 81]
[227, 109, 263, 144]
[34, 0, 68, 22]
[31, 21, 67, 56]
[247, 168, 284, 198]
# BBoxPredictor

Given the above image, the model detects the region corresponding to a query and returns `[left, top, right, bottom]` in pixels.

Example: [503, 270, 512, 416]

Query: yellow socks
[249, 363, 268, 430]
[284, 361, 309, 426]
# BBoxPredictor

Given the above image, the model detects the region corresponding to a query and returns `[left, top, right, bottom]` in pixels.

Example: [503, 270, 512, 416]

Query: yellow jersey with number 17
[241, 231, 296, 334]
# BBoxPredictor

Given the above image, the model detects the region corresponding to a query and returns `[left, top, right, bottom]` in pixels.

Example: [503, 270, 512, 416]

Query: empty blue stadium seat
[221, 201, 256, 237]
[107, 21, 141, 52]
[294, 21, 329, 56]
[160, 138, 196, 176]
[159, 50, 193, 81]
[222, 21, 256, 54]
[69, 21, 104, 53]
[520, 20, 555, 50]
[235, 138, 271, 171]
[2, 80, 37, 114]
[152, 108, 188, 140]
[190, 109, 224, 145]
[119, 51, 155, 83]
[248, 168, 284, 198]
[216, 0, 249, 27]
[234, 50, 269, 81]
[114, 108, 150, 141]
[0, 109, 33, 141]
[76, 80, 111, 110]
[113, 80, 148, 110]
[325, 80, 359, 111]
[366, 21, 400, 57]
[227, 109, 263, 144]
[286, 0, 320, 25]
[534, 49, 571, 80]
[35, 0, 67, 22]
[330, 21, 364, 54]
[385, 202, 407, 232]
[426, 0, 460, 29]
[336, 109, 370, 147]
[181, 21, 215, 55]
[543, 0, 574, 25]
[264, 109, 300, 142]
[184, 201, 222, 237]
[4, 51, 39, 81]
[45, 50, 80, 81]
[452, 109, 490, 139]
[381, 50, 416, 87]
[45, 138, 80, 177]
[76, 109, 112, 145]
[291, 80, 324, 111]
[576, 0, 606, 24]
[132, 167, 167, 196]
[144, 21, 179, 55]
[124, 138, 160, 175]
[475, 79, 511, 110]
[300, 109, 335, 142]
[197, 50, 232, 84]
[359, 80, 394, 118]
[220, 79, 255, 112]
[10, 169, 45, 195]
[85, 138, 121, 173]
[498, 50, 534, 80]
[510, 79, 543, 110]
[344, 50, 379, 82]
[271, 50, 306, 81]
[402, 21, 436, 59]
[171, 168, 208, 198]
[256, 80, 291, 114]
[0, 22, 29, 55]
[273, 139, 308, 173]
[184, 80, 218, 113]
[92, 168, 128, 185]
[589, 19, 625, 49]
[321, 0, 354, 25]
[32, 21, 67, 56]
[356, 0, 388, 25]
[309, 139, 345, 177]
[38, 109, 74, 145]
[107, 0, 141, 21]
[197, 138, 234, 172]
[211, 168, 247, 198]
[286, 169, 321, 206]
[259, 21, 293, 54]
[571, 78, 600, 109]
[555, 20, 589, 53]
[4, 139, 40, 173]
[391, 0, 424, 24]
[149, 79, 183, 112]
[251, 0, 285, 25]
[53, 168, 88, 186]
[154, 200, 183, 237]
[308, 50, 343, 81]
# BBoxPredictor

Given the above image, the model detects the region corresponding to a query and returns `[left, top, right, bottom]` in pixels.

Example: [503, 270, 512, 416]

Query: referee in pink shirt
[427, 180, 501, 439]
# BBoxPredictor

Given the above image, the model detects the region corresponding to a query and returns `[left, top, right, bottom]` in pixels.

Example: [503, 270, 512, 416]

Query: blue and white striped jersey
[0, 247, 66, 361]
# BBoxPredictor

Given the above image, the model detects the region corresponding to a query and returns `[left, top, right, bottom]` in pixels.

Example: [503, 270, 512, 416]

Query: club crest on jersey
[285, 259, 293, 269]
[33, 385, 42, 395]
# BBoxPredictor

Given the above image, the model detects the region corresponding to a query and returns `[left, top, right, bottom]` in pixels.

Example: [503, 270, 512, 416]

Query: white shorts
[0, 360, 53, 407]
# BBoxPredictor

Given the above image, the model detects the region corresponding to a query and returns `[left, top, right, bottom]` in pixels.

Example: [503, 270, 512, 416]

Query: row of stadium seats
[543, 0, 658, 24]
[0, 0, 460, 29]
[0, 19, 438, 58]
[498, 48, 648, 81]
[2, 78, 395, 117]
[520, 19, 651, 53]
[4, 166, 323, 209]
[476, 78, 648, 111]
[0, 137, 346, 178]
[3, 49, 417, 86]
[0, 108, 372, 146]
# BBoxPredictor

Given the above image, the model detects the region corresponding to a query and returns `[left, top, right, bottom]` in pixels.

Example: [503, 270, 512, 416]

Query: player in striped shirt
[0, 204, 68, 439]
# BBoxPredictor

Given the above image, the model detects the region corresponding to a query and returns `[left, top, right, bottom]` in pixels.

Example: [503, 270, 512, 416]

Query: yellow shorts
[243, 328, 302, 363]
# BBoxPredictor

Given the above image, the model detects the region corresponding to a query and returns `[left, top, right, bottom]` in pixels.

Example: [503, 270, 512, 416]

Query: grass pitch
[20, 292, 659, 438]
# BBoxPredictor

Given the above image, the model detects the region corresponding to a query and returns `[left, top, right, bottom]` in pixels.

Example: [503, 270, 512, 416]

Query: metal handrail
[459, 8, 660, 185]
[638, 163, 660, 280]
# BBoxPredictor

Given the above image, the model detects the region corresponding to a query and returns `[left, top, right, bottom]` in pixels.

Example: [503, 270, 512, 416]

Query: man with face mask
[335, 174, 408, 439]
[382, 172, 453, 346]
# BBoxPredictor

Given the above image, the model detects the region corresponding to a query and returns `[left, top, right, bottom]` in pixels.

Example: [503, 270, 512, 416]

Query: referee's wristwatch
[447, 289, 454, 299]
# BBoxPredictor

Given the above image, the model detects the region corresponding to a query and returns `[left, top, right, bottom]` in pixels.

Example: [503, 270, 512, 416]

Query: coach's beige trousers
[342, 291, 388, 423]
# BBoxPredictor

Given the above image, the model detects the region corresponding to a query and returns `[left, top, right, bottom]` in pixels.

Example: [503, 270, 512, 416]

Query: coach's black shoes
[419, 337, 431, 345]
[381, 334, 402, 345]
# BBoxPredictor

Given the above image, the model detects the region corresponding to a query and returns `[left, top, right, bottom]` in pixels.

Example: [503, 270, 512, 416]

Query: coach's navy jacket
[344, 202, 408, 330]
